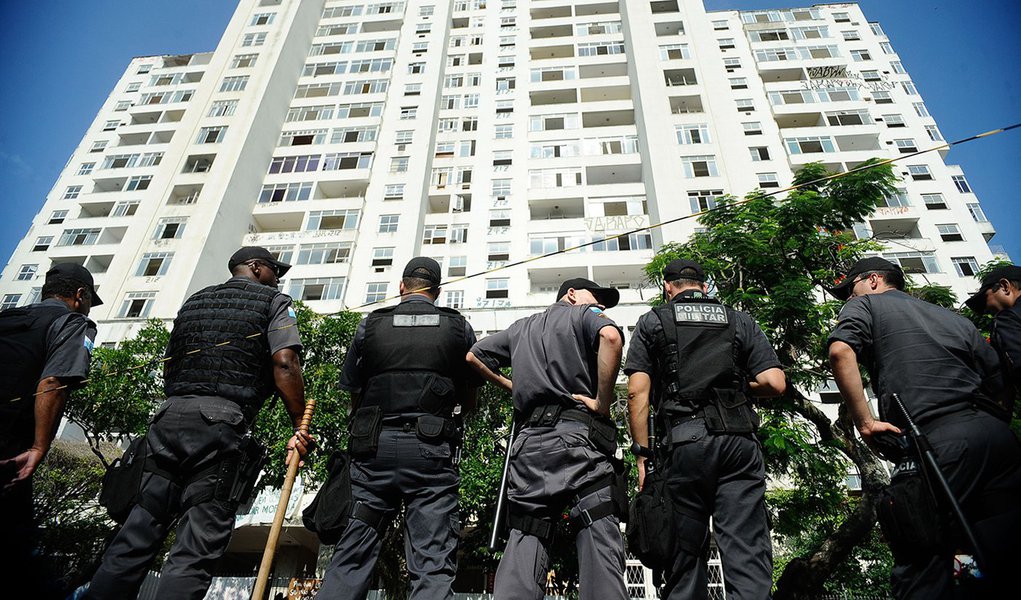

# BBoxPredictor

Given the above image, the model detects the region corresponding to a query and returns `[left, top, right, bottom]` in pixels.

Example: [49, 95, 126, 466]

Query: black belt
[521, 403, 600, 429]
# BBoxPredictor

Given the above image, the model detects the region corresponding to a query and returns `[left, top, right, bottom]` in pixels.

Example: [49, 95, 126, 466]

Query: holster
[302, 450, 354, 545]
[702, 388, 758, 434]
[627, 468, 709, 571]
[99, 435, 148, 524]
[348, 405, 383, 458]
[415, 414, 457, 443]
[877, 465, 948, 563]
[216, 435, 267, 504]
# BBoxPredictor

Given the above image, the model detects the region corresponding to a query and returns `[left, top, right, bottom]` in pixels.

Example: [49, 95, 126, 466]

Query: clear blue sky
[1, 1, 1018, 270]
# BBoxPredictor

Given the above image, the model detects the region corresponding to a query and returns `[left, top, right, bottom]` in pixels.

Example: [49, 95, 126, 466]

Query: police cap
[402, 257, 442, 285]
[829, 257, 902, 301]
[557, 277, 619, 309]
[964, 264, 1021, 312]
[228, 246, 292, 277]
[46, 263, 103, 306]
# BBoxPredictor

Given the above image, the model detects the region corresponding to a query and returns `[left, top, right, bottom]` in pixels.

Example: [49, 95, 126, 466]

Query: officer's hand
[286, 430, 316, 467]
[0, 448, 45, 491]
[858, 419, 901, 454]
[571, 393, 602, 414]
[637, 457, 647, 491]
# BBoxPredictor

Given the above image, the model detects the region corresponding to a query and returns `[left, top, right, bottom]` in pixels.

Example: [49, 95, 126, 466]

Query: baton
[489, 414, 518, 551]
[251, 399, 316, 600]
[889, 393, 986, 571]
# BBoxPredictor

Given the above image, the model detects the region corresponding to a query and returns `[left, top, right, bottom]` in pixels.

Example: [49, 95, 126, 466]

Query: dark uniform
[965, 264, 1021, 400]
[829, 288, 1021, 597]
[0, 293, 97, 593]
[470, 279, 628, 600]
[317, 258, 478, 600]
[626, 286, 780, 600]
[87, 263, 301, 600]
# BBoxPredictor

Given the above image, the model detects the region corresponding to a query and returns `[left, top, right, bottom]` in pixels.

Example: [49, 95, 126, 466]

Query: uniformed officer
[965, 264, 1021, 402]
[625, 259, 784, 600]
[467, 277, 628, 600]
[317, 257, 479, 600]
[0, 263, 99, 594]
[828, 256, 1021, 597]
[86, 247, 311, 600]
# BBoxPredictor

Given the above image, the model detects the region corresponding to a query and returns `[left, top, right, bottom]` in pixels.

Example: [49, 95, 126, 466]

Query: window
[297, 242, 351, 265]
[967, 203, 987, 222]
[423, 224, 447, 244]
[936, 224, 963, 242]
[197, 126, 226, 144]
[219, 76, 249, 93]
[370, 247, 394, 269]
[952, 257, 979, 277]
[242, 32, 267, 47]
[400, 106, 417, 120]
[676, 124, 711, 145]
[908, 165, 933, 181]
[287, 104, 335, 122]
[450, 225, 468, 244]
[231, 53, 258, 68]
[872, 91, 893, 104]
[32, 236, 52, 252]
[445, 290, 464, 309]
[383, 184, 405, 201]
[136, 252, 172, 277]
[486, 278, 509, 299]
[495, 124, 513, 139]
[259, 181, 313, 203]
[1, 294, 22, 310]
[729, 77, 747, 90]
[63, 185, 83, 200]
[902, 82, 918, 96]
[48, 210, 68, 225]
[136, 64, 153, 74]
[743, 122, 762, 136]
[250, 12, 275, 26]
[749, 146, 770, 161]
[953, 175, 972, 194]
[922, 193, 947, 209]
[757, 172, 780, 188]
[288, 277, 346, 302]
[659, 44, 690, 60]
[16, 264, 38, 281]
[125, 82, 141, 93]
[103, 119, 120, 132]
[488, 242, 510, 262]
[861, 70, 881, 82]
[736, 99, 755, 112]
[492, 179, 511, 197]
[77, 162, 95, 176]
[307, 209, 359, 231]
[389, 157, 409, 173]
[111, 200, 139, 217]
[268, 154, 320, 173]
[681, 155, 719, 178]
[883, 114, 906, 128]
[90, 140, 108, 153]
[208, 100, 238, 117]
[925, 125, 943, 142]
[833, 12, 851, 23]
[154, 217, 186, 239]
[885, 252, 940, 274]
[718, 38, 735, 50]
[894, 139, 917, 153]
[841, 30, 860, 41]
[850, 49, 871, 62]
[365, 282, 389, 303]
[489, 210, 511, 227]
[378, 214, 399, 233]
[448, 256, 467, 277]
[117, 291, 155, 318]
[880, 188, 910, 208]
[123, 175, 151, 191]
[913, 102, 929, 118]
[688, 190, 723, 213]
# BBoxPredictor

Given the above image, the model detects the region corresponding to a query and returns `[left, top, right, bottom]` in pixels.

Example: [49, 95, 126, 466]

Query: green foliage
[69, 319, 170, 466]
[906, 284, 957, 309]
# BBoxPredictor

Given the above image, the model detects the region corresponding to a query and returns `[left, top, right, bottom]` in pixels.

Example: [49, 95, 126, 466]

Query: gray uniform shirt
[827, 289, 1001, 427]
[38, 298, 98, 385]
[470, 301, 620, 414]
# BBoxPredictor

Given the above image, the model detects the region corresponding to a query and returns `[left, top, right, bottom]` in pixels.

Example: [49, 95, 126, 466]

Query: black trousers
[85, 397, 245, 600]
[891, 410, 1021, 599]
[662, 418, 772, 600]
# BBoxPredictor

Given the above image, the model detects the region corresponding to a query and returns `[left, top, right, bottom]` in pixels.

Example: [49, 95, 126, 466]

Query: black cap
[828, 257, 902, 301]
[663, 259, 705, 282]
[228, 246, 291, 277]
[402, 257, 442, 285]
[557, 277, 620, 309]
[46, 263, 103, 306]
[964, 264, 1021, 312]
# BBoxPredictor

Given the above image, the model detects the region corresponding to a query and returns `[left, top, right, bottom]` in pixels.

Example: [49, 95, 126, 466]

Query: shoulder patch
[589, 306, 608, 317]
[83, 337, 94, 353]
[287, 306, 297, 319]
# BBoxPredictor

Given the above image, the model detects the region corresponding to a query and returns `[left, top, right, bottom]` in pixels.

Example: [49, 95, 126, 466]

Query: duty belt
[521, 403, 599, 429]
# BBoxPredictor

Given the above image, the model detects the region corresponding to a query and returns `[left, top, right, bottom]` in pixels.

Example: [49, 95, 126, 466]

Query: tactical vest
[0, 302, 72, 455]
[651, 295, 743, 417]
[358, 300, 467, 417]
[163, 279, 278, 412]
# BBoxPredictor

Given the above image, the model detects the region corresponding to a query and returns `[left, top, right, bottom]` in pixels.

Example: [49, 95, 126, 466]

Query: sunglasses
[248, 260, 283, 278]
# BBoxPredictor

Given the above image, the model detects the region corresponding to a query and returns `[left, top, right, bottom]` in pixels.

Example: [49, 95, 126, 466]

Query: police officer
[467, 277, 628, 600]
[317, 257, 479, 600]
[965, 264, 1021, 401]
[87, 247, 311, 600]
[828, 256, 1021, 597]
[0, 263, 99, 593]
[625, 259, 784, 600]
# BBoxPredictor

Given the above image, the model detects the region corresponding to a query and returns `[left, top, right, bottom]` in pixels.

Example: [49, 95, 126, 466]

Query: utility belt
[661, 388, 758, 437]
[302, 450, 387, 545]
[348, 405, 458, 458]
[99, 432, 266, 524]
[876, 445, 949, 563]
[519, 402, 618, 457]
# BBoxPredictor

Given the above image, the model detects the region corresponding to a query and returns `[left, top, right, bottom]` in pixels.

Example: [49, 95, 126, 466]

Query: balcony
[976, 221, 996, 242]
[529, 44, 574, 61]
[528, 197, 585, 221]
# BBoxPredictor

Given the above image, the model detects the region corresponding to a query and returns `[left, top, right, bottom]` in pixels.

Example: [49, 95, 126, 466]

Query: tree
[645, 160, 901, 598]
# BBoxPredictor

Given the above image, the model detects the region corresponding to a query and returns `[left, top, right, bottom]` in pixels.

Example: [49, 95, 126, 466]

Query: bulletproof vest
[651, 296, 741, 416]
[358, 300, 467, 417]
[0, 302, 71, 455]
[164, 279, 277, 412]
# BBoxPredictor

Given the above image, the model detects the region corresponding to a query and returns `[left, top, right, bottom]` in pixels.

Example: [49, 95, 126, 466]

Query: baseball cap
[46, 263, 103, 306]
[557, 277, 620, 309]
[964, 264, 1021, 312]
[662, 259, 705, 282]
[228, 246, 292, 277]
[828, 257, 902, 301]
[402, 257, 442, 285]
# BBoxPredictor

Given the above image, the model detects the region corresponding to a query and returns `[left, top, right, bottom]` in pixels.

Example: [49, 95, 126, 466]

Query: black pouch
[627, 469, 680, 571]
[877, 468, 947, 563]
[348, 406, 383, 458]
[302, 451, 353, 545]
[588, 416, 618, 457]
[703, 388, 757, 434]
[416, 415, 450, 442]
[217, 436, 268, 504]
[99, 436, 148, 524]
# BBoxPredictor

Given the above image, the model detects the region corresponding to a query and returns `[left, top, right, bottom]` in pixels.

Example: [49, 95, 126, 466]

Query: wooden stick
[251, 399, 316, 600]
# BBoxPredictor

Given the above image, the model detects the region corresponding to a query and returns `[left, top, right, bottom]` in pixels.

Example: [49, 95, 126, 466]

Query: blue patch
[288, 307, 296, 319]
[589, 306, 604, 314]
[83, 337, 94, 353]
